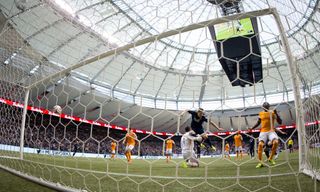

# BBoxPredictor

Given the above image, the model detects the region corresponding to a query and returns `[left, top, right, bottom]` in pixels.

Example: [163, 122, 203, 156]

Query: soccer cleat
[211, 145, 216, 151]
[256, 163, 264, 168]
[181, 162, 188, 168]
[268, 159, 276, 166]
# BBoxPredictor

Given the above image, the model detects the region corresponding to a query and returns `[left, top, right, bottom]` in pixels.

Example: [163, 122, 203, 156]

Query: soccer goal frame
[2, 5, 317, 191]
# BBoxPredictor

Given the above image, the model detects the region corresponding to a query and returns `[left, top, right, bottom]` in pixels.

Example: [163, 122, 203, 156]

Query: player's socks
[197, 145, 201, 158]
[127, 156, 132, 163]
[258, 142, 264, 161]
[125, 152, 130, 161]
[269, 140, 279, 160]
[128, 152, 132, 162]
[211, 145, 216, 151]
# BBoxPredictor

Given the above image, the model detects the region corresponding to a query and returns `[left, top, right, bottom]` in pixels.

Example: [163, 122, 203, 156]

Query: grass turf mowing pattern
[0, 168, 55, 192]
[0, 151, 319, 191]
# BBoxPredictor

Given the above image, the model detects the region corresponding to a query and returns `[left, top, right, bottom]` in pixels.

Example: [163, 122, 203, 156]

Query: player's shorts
[192, 128, 204, 135]
[182, 150, 198, 164]
[259, 131, 278, 144]
[224, 150, 229, 155]
[288, 144, 293, 149]
[235, 146, 242, 152]
[166, 149, 173, 156]
[125, 145, 134, 151]
[111, 150, 115, 154]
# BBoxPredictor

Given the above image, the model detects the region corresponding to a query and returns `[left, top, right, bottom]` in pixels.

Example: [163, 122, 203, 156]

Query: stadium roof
[0, 0, 319, 111]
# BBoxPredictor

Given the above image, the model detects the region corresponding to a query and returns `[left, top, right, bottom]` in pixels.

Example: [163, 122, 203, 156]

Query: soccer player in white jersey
[181, 126, 203, 168]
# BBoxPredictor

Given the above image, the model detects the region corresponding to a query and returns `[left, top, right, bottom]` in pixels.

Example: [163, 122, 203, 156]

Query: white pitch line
[0, 156, 299, 180]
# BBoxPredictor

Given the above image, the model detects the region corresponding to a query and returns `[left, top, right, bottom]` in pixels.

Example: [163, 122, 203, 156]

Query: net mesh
[0, 0, 319, 192]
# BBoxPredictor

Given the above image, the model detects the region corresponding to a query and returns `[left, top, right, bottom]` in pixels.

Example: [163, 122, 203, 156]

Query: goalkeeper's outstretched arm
[185, 132, 203, 142]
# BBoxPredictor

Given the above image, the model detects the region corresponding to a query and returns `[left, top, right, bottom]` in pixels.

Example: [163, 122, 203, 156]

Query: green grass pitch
[0, 168, 55, 192]
[0, 151, 319, 192]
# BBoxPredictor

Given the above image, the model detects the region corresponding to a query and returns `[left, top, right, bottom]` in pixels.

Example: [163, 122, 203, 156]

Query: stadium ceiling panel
[0, 0, 319, 111]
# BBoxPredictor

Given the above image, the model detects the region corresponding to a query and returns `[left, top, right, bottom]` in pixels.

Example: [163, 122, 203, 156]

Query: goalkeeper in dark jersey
[187, 108, 224, 158]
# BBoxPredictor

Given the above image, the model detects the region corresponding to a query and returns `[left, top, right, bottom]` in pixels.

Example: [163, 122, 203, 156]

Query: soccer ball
[53, 105, 62, 114]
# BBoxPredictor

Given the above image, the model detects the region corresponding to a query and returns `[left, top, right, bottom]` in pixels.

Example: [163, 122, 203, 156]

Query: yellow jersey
[234, 134, 243, 147]
[225, 143, 230, 151]
[288, 139, 293, 145]
[125, 131, 136, 146]
[259, 111, 276, 132]
[166, 139, 175, 150]
[111, 142, 116, 151]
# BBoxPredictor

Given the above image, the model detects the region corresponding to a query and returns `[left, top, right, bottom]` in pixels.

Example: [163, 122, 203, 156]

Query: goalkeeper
[187, 108, 224, 158]
[181, 126, 203, 168]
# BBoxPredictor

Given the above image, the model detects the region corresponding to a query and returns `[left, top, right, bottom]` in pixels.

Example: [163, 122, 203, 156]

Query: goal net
[0, 0, 319, 191]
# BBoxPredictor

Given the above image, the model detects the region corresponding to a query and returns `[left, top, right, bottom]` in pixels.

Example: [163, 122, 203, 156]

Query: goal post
[19, 88, 29, 160]
[270, 9, 308, 174]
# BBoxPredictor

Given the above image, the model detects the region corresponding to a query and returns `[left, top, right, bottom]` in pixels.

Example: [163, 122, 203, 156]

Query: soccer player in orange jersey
[165, 138, 175, 163]
[123, 128, 137, 163]
[224, 142, 231, 160]
[110, 140, 116, 160]
[249, 102, 282, 168]
[234, 131, 243, 160]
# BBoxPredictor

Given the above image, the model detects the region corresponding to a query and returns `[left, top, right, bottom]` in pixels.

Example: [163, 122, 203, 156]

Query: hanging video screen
[214, 18, 254, 40]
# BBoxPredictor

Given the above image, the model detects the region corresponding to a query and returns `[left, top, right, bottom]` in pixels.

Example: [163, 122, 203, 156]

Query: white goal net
[0, 0, 319, 191]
